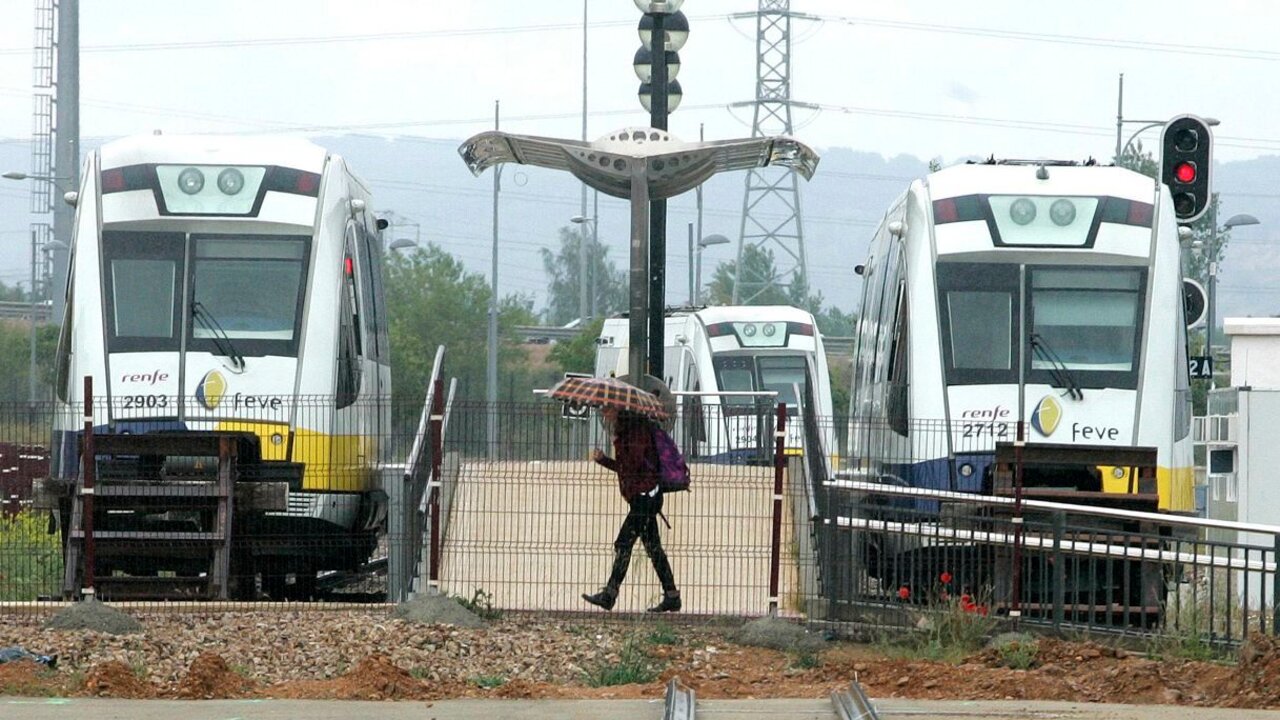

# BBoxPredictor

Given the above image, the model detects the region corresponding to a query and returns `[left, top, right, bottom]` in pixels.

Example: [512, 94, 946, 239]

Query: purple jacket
[594, 419, 659, 501]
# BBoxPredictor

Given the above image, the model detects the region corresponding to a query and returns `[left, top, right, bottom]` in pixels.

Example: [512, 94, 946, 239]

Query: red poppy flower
[897, 586, 910, 600]
[940, 571, 953, 585]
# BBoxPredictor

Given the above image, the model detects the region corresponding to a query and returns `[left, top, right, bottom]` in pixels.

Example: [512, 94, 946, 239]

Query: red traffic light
[1173, 161, 1197, 184]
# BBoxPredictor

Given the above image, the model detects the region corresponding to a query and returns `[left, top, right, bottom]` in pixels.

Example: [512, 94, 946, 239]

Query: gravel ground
[0, 609, 707, 692]
[3, 606, 1280, 710]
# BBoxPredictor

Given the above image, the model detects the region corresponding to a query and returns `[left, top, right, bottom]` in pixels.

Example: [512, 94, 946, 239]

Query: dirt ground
[1, 611, 1278, 709]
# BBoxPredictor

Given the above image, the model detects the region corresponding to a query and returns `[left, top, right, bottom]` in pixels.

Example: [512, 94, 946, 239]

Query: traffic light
[1160, 114, 1213, 223]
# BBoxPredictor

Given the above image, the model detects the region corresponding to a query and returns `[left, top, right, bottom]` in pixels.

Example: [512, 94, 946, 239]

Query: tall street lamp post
[571, 208, 599, 320]
[694, 233, 730, 305]
[4, 171, 70, 402]
[1208, 212, 1261, 385]
[634, 0, 687, 381]
[459, 129, 818, 387]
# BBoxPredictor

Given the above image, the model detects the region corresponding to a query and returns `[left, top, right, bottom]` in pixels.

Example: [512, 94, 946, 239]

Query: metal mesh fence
[0, 395, 1275, 649]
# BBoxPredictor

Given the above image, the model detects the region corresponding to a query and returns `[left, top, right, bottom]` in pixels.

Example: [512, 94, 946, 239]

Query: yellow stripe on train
[1098, 464, 1196, 513]
[214, 421, 377, 493]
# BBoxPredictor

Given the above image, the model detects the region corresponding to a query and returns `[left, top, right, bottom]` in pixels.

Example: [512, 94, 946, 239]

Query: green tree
[815, 305, 856, 337]
[548, 317, 605, 375]
[0, 320, 60, 402]
[385, 244, 537, 406]
[540, 227, 626, 325]
[706, 244, 790, 306]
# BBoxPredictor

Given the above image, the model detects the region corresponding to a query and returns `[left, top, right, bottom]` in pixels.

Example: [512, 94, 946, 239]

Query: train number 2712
[960, 422, 1009, 438]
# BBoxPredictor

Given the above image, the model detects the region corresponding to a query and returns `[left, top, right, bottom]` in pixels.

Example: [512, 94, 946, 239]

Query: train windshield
[191, 236, 308, 342]
[713, 354, 810, 415]
[937, 262, 1145, 389]
[102, 231, 309, 356]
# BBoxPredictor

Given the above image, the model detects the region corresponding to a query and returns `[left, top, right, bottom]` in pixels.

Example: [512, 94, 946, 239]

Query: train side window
[887, 284, 910, 436]
[54, 278, 73, 402]
[354, 223, 380, 362]
[336, 228, 363, 408]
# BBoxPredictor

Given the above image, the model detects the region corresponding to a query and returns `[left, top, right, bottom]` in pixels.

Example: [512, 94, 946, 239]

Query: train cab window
[1027, 267, 1144, 389]
[103, 231, 185, 352]
[758, 356, 808, 415]
[937, 262, 1019, 386]
[189, 235, 309, 357]
[714, 356, 757, 413]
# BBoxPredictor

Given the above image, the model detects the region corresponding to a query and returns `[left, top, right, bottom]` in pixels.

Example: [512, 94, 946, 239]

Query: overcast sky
[0, 0, 1278, 309]
[3, 1, 1279, 160]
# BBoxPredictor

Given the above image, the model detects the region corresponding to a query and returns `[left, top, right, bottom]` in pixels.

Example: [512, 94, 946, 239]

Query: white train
[848, 160, 1194, 513]
[595, 305, 835, 462]
[49, 134, 391, 598]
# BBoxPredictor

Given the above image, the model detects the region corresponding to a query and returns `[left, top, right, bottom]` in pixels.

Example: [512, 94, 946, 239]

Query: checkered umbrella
[546, 376, 669, 421]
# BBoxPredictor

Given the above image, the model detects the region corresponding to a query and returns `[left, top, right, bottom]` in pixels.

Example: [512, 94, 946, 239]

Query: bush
[453, 588, 502, 621]
[581, 638, 661, 687]
[0, 510, 62, 601]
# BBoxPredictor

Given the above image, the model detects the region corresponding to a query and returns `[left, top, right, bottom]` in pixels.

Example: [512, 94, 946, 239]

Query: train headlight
[742, 323, 757, 337]
[958, 463, 974, 478]
[217, 168, 245, 195]
[1050, 199, 1077, 226]
[271, 433, 284, 446]
[177, 167, 205, 195]
[1010, 198, 1036, 225]
[1111, 466, 1126, 479]
[762, 323, 776, 337]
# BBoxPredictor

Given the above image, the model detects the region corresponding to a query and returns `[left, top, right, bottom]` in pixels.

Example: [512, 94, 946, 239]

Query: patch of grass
[454, 588, 503, 621]
[0, 510, 64, 601]
[1146, 628, 1229, 662]
[472, 674, 506, 689]
[230, 664, 252, 678]
[581, 638, 662, 687]
[789, 650, 823, 670]
[645, 623, 680, 646]
[409, 667, 429, 680]
[880, 596, 998, 664]
[996, 640, 1039, 670]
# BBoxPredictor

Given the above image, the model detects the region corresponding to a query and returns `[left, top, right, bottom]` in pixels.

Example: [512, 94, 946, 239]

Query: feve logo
[196, 370, 227, 410]
[1031, 395, 1062, 437]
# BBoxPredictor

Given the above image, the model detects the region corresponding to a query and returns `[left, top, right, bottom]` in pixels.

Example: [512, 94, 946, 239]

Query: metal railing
[0, 392, 1275, 652]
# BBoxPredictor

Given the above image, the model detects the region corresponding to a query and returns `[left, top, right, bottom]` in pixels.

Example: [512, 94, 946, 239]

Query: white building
[1199, 318, 1280, 608]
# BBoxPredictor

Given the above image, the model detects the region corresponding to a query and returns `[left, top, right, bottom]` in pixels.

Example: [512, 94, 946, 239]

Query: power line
[821, 14, 1280, 62]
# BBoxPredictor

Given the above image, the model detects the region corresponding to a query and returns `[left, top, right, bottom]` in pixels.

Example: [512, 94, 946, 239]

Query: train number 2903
[121, 394, 169, 409]
[960, 421, 1009, 438]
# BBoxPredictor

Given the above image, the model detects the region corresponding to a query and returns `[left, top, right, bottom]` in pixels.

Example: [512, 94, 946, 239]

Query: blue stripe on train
[879, 453, 993, 513]
[51, 420, 189, 479]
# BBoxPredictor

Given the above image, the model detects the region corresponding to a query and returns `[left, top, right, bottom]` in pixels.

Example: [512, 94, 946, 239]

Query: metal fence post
[1052, 510, 1065, 628]
[428, 376, 445, 594]
[1273, 535, 1280, 635]
[81, 376, 95, 600]
[769, 403, 786, 616]
[1011, 420, 1024, 622]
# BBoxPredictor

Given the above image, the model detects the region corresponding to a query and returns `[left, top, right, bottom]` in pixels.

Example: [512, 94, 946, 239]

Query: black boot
[647, 590, 681, 613]
[582, 587, 617, 611]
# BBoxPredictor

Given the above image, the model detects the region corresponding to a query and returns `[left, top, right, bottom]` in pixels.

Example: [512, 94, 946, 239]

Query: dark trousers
[606, 492, 677, 594]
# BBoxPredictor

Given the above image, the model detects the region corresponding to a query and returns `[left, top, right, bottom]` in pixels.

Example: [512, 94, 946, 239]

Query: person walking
[582, 405, 681, 613]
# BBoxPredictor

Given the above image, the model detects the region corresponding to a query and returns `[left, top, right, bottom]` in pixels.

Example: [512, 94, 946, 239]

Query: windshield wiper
[192, 301, 246, 371]
[1030, 332, 1083, 401]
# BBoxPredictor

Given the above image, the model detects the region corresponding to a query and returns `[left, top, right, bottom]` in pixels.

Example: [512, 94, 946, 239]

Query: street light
[694, 233, 729, 305]
[1206, 212, 1261, 384]
[634, 2, 687, 381]
[571, 207, 601, 320]
[458, 127, 819, 385]
[388, 238, 417, 251]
